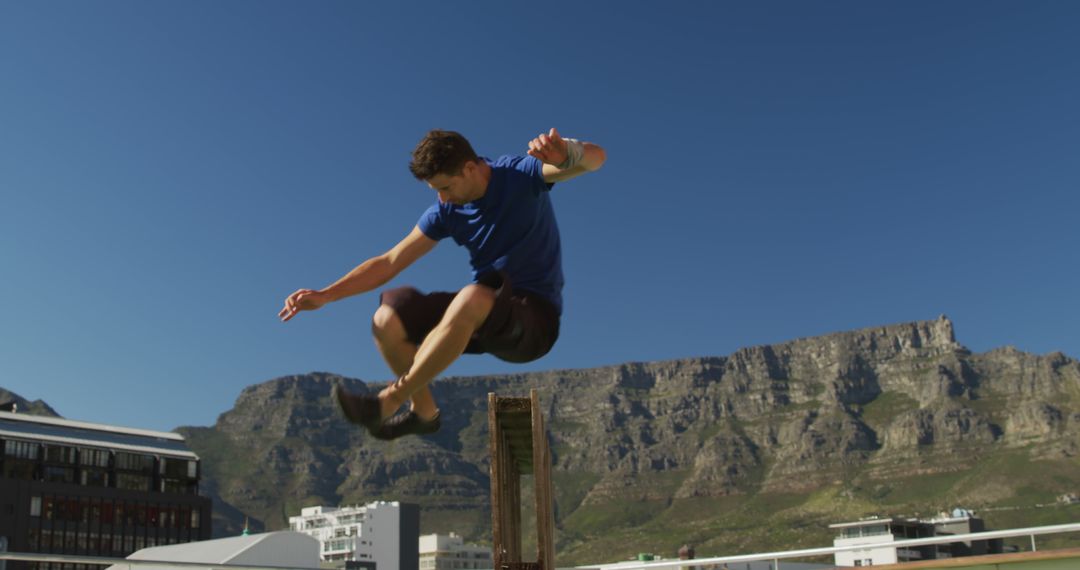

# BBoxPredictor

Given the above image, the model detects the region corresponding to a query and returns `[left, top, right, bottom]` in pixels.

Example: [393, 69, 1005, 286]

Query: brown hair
[409, 130, 479, 180]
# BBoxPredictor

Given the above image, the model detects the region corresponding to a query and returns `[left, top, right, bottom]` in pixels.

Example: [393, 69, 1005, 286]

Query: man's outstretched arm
[279, 226, 437, 322]
[527, 127, 607, 184]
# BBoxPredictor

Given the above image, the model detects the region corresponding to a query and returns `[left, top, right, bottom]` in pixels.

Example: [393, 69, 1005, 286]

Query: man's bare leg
[371, 305, 438, 420]
[378, 284, 495, 417]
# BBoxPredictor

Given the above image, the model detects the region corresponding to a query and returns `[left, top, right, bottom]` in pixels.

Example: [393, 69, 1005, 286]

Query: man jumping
[279, 128, 606, 439]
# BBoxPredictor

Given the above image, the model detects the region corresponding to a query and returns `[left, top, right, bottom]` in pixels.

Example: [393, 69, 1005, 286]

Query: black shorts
[378, 273, 560, 364]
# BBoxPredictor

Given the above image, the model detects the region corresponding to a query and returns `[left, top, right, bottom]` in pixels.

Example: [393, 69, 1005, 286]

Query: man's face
[426, 161, 480, 205]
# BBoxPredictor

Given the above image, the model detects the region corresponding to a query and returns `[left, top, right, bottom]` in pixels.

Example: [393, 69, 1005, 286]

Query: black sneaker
[375, 411, 442, 440]
[333, 385, 384, 434]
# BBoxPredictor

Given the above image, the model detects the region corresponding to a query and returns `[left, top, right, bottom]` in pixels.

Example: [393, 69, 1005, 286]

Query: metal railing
[580, 521, 1080, 570]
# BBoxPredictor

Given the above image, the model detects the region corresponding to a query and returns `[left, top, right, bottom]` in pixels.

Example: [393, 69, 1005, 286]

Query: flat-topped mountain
[143, 317, 1080, 561]
[6, 317, 1078, 562]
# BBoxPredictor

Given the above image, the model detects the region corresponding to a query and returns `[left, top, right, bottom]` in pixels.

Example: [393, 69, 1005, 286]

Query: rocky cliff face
[175, 316, 1080, 556]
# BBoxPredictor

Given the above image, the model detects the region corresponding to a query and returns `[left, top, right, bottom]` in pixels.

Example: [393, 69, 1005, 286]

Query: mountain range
[7, 316, 1080, 564]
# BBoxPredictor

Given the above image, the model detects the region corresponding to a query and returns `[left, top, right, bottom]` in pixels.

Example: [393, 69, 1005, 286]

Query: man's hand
[279, 289, 330, 322]
[526, 128, 568, 166]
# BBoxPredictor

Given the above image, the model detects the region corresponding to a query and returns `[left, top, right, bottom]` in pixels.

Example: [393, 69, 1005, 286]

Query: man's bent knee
[372, 304, 408, 341]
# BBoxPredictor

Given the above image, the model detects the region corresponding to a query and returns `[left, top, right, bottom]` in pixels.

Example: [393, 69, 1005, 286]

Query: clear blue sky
[2, 1, 1077, 432]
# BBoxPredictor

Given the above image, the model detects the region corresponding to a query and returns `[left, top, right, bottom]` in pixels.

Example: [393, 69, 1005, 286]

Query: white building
[830, 518, 908, 567]
[289, 501, 419, 570]
[830, 511, 1000, 567]
[418, 533, 491, 570]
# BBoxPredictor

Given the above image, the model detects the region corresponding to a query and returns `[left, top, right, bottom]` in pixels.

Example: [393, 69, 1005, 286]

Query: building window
[116, 473, 152, 491]
[30, 496, 42, 517]
[81, 469, 110, 487]
[5, 440, 40, 459]
[163, 478, 197, 494]
[43, 466, 75, 484]
[79, 448, 110, 468]
[161, 457, 193, 478]
[44, 445, 77, 464]
[89, 500, 102, 525]
[2, 459, 36, 479]
[157, 508, 174, 529]
[116, 452, 155, 473]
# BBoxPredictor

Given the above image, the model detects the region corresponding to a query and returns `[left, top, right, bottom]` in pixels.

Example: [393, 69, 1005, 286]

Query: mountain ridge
[7, 316, 1079, 563]
[170, 316, 1080, 562]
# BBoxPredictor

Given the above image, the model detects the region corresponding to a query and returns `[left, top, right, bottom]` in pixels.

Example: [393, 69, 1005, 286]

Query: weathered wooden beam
[489, 390, 557, 570]
[532, 390, 556, 570]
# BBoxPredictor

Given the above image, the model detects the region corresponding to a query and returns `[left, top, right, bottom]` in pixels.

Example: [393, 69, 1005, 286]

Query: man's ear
[461, 159, 478, 178]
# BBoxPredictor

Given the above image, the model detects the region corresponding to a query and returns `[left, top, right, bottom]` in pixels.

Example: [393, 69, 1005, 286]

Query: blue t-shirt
[417, 155, 564, 314]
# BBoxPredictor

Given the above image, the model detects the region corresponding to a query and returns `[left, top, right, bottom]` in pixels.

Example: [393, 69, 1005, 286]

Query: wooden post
[531, 390, 556, 570]
[489, 389, 555, 570]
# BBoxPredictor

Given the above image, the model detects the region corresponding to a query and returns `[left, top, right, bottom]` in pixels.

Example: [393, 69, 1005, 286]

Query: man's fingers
[526, 129, 566, 164]
[529, 140, 549, 160]
[280, 289, 315, 322]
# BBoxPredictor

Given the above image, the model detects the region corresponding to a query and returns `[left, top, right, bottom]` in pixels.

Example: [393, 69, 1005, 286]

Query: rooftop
[829, 517, 914, 529]
[0, 410, 198, 459]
